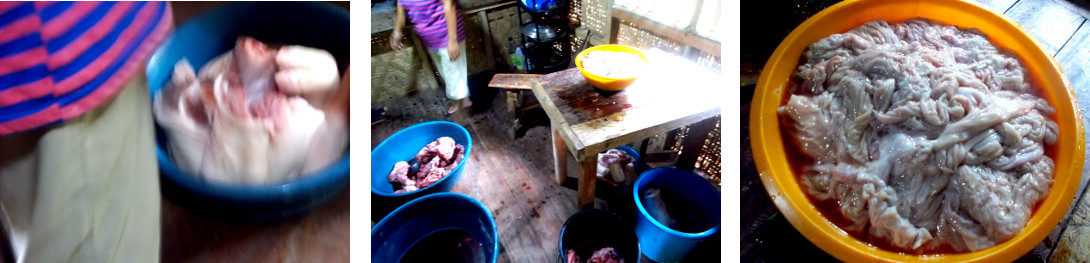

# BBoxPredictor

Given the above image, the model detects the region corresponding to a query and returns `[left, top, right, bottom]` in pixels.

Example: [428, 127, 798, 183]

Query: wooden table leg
[509, 91, 520, 139]
[552, 127, 569, 184]
[506, 90, 519, 112]
[578, 158, 598, 210]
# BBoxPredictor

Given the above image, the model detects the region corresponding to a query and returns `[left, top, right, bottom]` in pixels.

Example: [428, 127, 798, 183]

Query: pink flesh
[226, 84, 249, 118]
[183, 95, 208, 126]
[234, 36, 279, 100]
[250, 93, 283, 119]
[159, 35, 347, 183]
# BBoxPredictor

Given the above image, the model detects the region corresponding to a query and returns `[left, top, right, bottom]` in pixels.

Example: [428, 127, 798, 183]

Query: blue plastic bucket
[632, 167, 721, 262]
[557, 209, 639, 263]
[371, 193, 498, 263]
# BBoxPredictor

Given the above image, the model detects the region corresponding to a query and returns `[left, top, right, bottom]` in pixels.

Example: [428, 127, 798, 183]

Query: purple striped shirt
[400, 0, 466, 49]
[0, 1, 173, 135]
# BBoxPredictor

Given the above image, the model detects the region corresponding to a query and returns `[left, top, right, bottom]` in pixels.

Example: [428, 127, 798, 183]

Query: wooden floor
[371, 87, 594, 262]
[160, 190, 350, 262]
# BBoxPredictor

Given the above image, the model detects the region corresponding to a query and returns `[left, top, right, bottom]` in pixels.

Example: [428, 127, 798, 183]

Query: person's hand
[447, 38, 460, 61]
[390, 31, 406, 51]
[275, 45, 340, 108]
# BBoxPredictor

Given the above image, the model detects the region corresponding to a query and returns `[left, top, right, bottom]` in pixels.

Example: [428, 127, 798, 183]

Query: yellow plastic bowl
[750, 0, 1085, 262]
[575, 44, 648, 91]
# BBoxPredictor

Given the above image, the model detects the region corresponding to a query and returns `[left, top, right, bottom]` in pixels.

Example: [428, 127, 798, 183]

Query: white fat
[780, 19, 1058, 253]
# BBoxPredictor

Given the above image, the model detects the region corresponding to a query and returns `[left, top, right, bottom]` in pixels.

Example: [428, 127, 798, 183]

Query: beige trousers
[427, 41, 470, 101]
[0, 71, 161, 262]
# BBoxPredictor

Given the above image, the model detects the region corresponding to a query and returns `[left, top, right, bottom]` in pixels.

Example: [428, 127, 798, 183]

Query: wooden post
[639, 137, 650, 161]
[609, 9, 621, 44]
[476, 10, 497, 69]
[553, 126, 570, 184]
[579, 157, 598, 209]
[675, 116, 718, 172]
[508, 91, 520, 138]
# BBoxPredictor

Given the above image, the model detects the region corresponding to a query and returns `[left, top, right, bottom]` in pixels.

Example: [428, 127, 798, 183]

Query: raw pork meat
[779, 19, 1058, 253]
[565, 247, 623, 263]
[565, 249, 581, 263]
[153, 36, 347, 185]
[596, 149, 636, 184]
[587, 247, 624, 263]
[389, 137, 467, 194]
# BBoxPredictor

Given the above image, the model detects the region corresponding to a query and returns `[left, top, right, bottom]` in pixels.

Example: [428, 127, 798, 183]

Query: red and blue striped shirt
[0, 1, 172, 135]
[400, 0, 465, 49]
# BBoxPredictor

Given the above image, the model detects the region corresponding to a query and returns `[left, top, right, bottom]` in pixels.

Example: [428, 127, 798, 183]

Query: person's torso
[0, 1, 173, 136]
[399, 0, 465, 49]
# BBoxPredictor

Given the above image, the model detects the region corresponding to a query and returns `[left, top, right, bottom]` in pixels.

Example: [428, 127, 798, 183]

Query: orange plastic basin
[750, 0, 1085, 262]
[575, 45, 648, 91]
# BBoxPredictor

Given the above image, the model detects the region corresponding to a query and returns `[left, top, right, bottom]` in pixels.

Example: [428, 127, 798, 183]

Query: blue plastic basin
[557, 209, 639, 263]
[146, 1, 349, 219]
[632, 167, 721, 263]
[371, 121, 473, 221]
[371, 193, 498, 263]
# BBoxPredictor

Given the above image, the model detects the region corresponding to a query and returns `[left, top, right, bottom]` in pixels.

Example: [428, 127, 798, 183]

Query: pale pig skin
[153, 36, 347, 185]
[597, 149, 635, 184]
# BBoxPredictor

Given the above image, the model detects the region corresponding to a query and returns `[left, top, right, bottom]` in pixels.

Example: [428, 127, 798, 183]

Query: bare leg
[447, 98, 473, 114]
[447, 100, 459, 114]
[462, 98, 473, 109]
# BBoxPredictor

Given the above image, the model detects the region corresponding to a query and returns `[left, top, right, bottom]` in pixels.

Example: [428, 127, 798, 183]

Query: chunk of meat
[780, 94, 836, 162]
[434, 137, 457, 161]
[443, 144, 466, 173]
[388, 161, 411, 185]
[200, 74, 272, 184]
[390, 138, 467, 193]
[198, 52, 234, 81]
[415, 141, 439, 164]
[565, 249, 581, 263]
[154, 60, 210, 174]
[416, 156, 447, 188]
[596, 149, 635, 184]
[302, 107, 348, 174]
[235, 36, 278, 104]
[779, 18, 1058, 253]
[413, 137, 457, 165]
[153, 36, 347, 185]
[587, 247, 624, 263]
[264, 94, 326, 182]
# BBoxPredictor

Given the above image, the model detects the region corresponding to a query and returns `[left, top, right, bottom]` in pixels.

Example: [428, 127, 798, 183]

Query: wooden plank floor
[1046, 0, 1090, 260]
[371, 87, 594, 262]
[742, 0, 1090, 262]
[161, 190, 350, 262]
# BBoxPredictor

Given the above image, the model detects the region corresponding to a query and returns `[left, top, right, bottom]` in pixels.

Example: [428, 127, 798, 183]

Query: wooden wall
[371, 0, 531, 103]
[371, 31, 439, 103]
